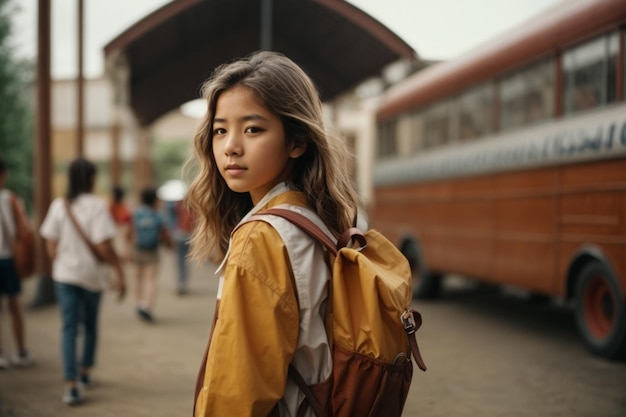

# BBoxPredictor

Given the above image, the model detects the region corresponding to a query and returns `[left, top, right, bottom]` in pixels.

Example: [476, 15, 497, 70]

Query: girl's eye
[213, 127, 226, 135]
[245, 126, 263, 134]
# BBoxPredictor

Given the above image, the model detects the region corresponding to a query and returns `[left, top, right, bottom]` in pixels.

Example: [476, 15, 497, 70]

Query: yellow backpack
[259, 208, 427, 417]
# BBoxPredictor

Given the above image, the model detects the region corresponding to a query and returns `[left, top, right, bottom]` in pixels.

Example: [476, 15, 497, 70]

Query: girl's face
[212, 85, 306, 205]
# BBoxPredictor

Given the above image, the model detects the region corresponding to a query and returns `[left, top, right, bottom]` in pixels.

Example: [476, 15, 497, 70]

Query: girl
[40, 158, 126, 405]
[187, 51, 359, 417]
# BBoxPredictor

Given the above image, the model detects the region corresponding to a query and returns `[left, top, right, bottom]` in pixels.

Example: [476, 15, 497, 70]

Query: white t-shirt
[39, 194, 117, 292]
[0, 189, 16, 259]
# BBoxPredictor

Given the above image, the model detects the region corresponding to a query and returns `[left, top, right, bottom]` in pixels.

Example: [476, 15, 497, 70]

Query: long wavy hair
[185, 51, 359, 262]
[66, 158, 96, 202]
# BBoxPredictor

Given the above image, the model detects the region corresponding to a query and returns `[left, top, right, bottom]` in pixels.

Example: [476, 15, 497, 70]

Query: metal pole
[77, 0, 84, 156]
[111, 111, 121, 186]
[31, 0, 56, 307]
[260, 0, 272, 51]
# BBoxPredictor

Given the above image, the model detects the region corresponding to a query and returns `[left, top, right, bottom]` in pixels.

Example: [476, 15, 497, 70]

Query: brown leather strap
[263, 208, 368, 253]
[257, 208, 337, 255]
[403, 310, 427, 372]
[288, 364, 327, 417]
[63, 198, 105, 263]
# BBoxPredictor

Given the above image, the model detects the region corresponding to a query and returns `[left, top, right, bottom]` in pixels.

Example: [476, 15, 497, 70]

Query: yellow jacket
[195, 184, 332, 417]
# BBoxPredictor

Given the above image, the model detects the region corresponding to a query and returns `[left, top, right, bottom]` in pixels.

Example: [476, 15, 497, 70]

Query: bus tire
[574, 261, 626, 360]
[400, 240, 443, 300]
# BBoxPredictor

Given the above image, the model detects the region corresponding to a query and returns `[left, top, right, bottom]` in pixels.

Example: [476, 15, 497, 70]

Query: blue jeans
[176, 239, 190, 289]
[54, 282, 102, 381]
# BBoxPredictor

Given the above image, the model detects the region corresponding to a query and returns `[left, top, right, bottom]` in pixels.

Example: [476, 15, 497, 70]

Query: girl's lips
[225, 165, 246, 176]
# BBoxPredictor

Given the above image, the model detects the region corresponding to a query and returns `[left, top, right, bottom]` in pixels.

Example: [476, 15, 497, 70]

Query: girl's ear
[288, 140, 307, 159]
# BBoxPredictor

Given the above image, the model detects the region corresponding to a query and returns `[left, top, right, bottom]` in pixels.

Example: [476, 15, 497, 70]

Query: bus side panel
[491, 169, 559, 293]
[557, 158, 626, 297]
[492, 196, 557, 293]
[372, 179, 494, 278]
[422, 199, 492, 278]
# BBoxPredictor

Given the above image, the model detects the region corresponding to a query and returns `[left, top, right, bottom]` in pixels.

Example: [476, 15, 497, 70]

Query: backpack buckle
[401, 309, 417, 335]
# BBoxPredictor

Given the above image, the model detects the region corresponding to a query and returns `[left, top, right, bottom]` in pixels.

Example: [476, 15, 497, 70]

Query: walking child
[40, 157, 126, 405]
[187, 51, 360, 417]
[127, 186, 172, 322]
[0, 157, 32, 369]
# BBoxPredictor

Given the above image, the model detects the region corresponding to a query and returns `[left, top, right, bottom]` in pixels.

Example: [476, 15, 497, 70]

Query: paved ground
[1, 250, 625, 417]
[0, 250, 216, 417]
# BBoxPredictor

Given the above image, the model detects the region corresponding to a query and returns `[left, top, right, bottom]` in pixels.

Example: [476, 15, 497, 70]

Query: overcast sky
[9, 0, 564, 79]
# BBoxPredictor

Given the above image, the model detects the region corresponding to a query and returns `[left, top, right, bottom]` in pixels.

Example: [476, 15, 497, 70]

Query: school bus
[371, 0, 626, 359]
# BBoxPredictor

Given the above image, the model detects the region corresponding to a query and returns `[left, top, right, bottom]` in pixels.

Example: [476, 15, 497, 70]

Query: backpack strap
[63, 198, 105, 263]
[401, 309, 428, 371]
[261, 208, 368, 253]
[287, 364, 328, 417]
[260, 208, 338, 255]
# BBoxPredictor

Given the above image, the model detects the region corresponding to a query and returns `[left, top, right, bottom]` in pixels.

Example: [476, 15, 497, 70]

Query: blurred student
[40, 157, 126, 406]
[0, 157, 32, 369]
[109, 185, 132, 256]
[109, 185, 131, 226]
[165, 199, 194, 294]
[127, 187, 172, 322]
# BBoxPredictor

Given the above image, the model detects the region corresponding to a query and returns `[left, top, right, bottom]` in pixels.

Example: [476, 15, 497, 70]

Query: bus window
[396, 114, 413, 157]
[410, 112, 425, 153]
[423, 101, 450, 149]
[563, 32, 619, 114]
[377, 119, 397, 159]
[458, 83, 494, 141]
[396, 112, 425, 156]
[500, 59, 553, 131]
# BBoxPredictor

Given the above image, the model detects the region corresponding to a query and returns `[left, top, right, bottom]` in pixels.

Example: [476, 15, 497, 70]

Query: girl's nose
[223, 133, 242, 156]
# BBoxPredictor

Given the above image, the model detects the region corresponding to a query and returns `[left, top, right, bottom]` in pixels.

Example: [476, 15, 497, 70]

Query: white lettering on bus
[375, 105, 626, 185]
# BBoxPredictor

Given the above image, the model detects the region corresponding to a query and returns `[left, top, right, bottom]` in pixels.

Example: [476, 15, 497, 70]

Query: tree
[0, 0, 34, 210]
[152, 140, 192, 186]
[0, 1, 52, 309]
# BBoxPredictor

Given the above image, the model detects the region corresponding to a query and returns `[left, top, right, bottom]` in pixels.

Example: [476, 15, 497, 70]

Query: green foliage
[0, 0, 35, 210]
[151, 140, 192, 186]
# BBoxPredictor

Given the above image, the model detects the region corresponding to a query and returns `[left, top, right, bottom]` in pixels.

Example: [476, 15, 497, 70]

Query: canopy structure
[104, 0, 417, 126]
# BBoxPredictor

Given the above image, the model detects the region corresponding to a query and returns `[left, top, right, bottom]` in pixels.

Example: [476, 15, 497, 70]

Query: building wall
[50, 77, 200, 200]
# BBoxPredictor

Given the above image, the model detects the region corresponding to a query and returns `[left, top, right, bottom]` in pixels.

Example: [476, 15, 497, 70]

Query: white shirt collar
[215, 182, 291, 274]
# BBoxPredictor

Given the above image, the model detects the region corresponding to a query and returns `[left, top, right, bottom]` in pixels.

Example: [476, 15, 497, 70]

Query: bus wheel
[574, 261, 626, 360]
[401, 241, 443, 300]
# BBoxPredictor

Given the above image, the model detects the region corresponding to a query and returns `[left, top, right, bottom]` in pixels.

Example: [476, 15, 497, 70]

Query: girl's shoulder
[235, 204, 332, 253]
